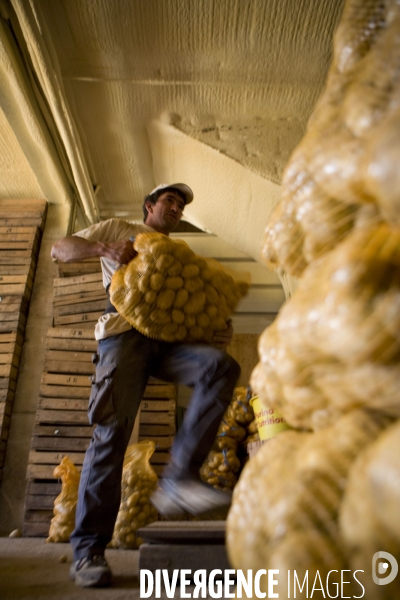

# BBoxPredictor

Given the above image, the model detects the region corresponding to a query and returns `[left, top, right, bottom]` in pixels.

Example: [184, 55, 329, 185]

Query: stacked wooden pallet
[0, 199, 47, 482]
[24, 326, 177, 535]
[52, 272, 106, 329]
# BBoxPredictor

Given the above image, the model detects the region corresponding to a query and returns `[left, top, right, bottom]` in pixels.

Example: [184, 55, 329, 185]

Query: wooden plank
[0, 275, 28, 284]
[0, 377, 16, 391]
[57, 260, 102, 277]
[150, 452, 170, 464]
[0, 363, 18, 380]
[143, 384, 177, 399]
[45, 336, 97, 352]
[139, 424, 176, 436]
[44, 350, 94, 363]
[38, 397, 88, 411]
[26, 480, 61, 495]
[34, 409, 89, 425]
[140, 399, 175, 412]
[25, 495, 56, 510]
[0, 341, 22, 355]
[0, 284, 28, 300]
[39, 384, 89, 399]
[41, 373, 91, 387]
[26, 463, 81, 479]
[0, 352, 20, 368]
[53, 289, 106, 307]
[139, 411, 175, 426]
[53, 273, 103, 288]
[0, 332, 22, 345]
[53, 299, 106, 317]
[29, 450, 86, 466]
[31, 436, 90, 452]
[32, 424, 93, 438]
[0, 255, 34, 266]
[53, 313, 102, 326]
[43, 360, 95, 375]
[139, 436, 174, 450]
[53, 281, 104, 297]
[46, 327, 96, 340]
[23, 521, 52, 537]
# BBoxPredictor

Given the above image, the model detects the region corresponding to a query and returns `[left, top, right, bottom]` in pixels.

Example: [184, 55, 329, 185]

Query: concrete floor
[0, 537, 143, 599]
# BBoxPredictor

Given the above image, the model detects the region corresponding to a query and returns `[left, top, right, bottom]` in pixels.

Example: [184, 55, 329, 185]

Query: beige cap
[150, 183, 194, 204]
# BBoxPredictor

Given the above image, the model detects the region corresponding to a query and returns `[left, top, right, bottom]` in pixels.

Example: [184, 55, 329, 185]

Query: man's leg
[70, 329, 156, 586]
[151, 343, 240, 515]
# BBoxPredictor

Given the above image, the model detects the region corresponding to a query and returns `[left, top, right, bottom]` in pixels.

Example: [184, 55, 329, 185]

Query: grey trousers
[70, 327, 240, 559]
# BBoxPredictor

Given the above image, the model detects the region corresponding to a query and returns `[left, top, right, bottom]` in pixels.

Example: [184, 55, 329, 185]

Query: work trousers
[70, 327, 240, 559]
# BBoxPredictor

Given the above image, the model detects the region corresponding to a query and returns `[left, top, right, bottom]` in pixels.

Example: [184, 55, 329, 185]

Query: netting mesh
[109, 232, 249, 342]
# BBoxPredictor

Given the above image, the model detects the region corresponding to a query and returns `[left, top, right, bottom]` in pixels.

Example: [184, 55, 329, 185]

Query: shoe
[151, 478, 232, 519]
[69, 555, 112, 588]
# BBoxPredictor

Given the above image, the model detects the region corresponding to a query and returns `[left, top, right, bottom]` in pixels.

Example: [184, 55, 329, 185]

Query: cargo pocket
[88, 364, 117, 425]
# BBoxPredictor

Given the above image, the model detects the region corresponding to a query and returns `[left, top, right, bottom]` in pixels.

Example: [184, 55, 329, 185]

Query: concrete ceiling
[0, 0, 345, 264]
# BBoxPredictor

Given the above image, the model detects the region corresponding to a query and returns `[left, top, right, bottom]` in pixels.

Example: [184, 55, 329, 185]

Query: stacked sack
[262, 0, 400, 278]
[47, 441, 158, 550]
[200, 387, 255, 492]
[110, 441, 158, 549]
[46, 456, 80, 543]
[110, 232, 249, 343]
[227, 2, 400, 598]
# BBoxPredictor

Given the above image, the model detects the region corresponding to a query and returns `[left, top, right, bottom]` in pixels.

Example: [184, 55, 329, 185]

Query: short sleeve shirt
[74, 218, 156, 340]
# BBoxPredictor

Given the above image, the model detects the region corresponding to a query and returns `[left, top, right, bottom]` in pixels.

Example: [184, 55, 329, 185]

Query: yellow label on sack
[250, 395, 291, 441]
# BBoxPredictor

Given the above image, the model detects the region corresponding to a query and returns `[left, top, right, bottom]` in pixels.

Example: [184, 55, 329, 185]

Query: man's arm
[212, 319, 234, 351]
[51, 236, 137, 264]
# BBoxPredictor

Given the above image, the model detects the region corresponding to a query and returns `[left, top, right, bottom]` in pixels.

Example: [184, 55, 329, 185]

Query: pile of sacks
[226, 2, 400, 598]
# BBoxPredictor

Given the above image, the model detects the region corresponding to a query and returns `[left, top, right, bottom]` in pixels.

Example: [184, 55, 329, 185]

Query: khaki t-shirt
[75, 218, 156, 340]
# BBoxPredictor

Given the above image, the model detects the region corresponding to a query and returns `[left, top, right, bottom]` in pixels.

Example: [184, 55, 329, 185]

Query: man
[51, 183, 241, 588]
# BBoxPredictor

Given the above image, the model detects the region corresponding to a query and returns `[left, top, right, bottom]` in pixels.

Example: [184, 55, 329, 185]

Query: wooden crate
[0, 200, 47, 484]
[23, 325, 177, 536]
[52, 272, 106, 328]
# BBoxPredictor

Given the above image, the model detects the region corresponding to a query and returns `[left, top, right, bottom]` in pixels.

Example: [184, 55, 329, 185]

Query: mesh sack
[47, 456, 80, 543]
[252, 225, 400, 431]
[339, 420, 400, 599]
[262, 0, 400, 277]
[110, 440, 158, 549]
[227, 409, 394, 598]
[200, 449, 240, 493]
[109, 232, 249, 342]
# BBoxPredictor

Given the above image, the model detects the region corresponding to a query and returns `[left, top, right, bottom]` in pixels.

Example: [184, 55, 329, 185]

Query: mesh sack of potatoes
[226, 409, 394, 598]
[262, 0, 400, 277]
[339, 420, 400, 599]
[47, 456, 80, 543]
[109, 232, 249, 342]
[200, 387, 252, 491]
[251, 224, 400, 431]
[109, 440, 158, 549]
[200, 449, 241, 493]
[228, 386, 255, 427]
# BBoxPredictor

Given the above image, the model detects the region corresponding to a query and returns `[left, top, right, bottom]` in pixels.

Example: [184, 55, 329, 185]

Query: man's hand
[212, 319, 233, 350]
[103, 240, 137, 264]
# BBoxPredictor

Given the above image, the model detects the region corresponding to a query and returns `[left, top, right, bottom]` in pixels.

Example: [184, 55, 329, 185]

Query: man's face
[146, 190, 185, 233]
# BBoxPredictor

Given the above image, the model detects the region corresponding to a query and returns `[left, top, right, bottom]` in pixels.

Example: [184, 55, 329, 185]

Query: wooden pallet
[23, 325, 177, 536]
[0, 200, 47, 483]
[138, 521, 231, 575]
[52, 272, 106, 328]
